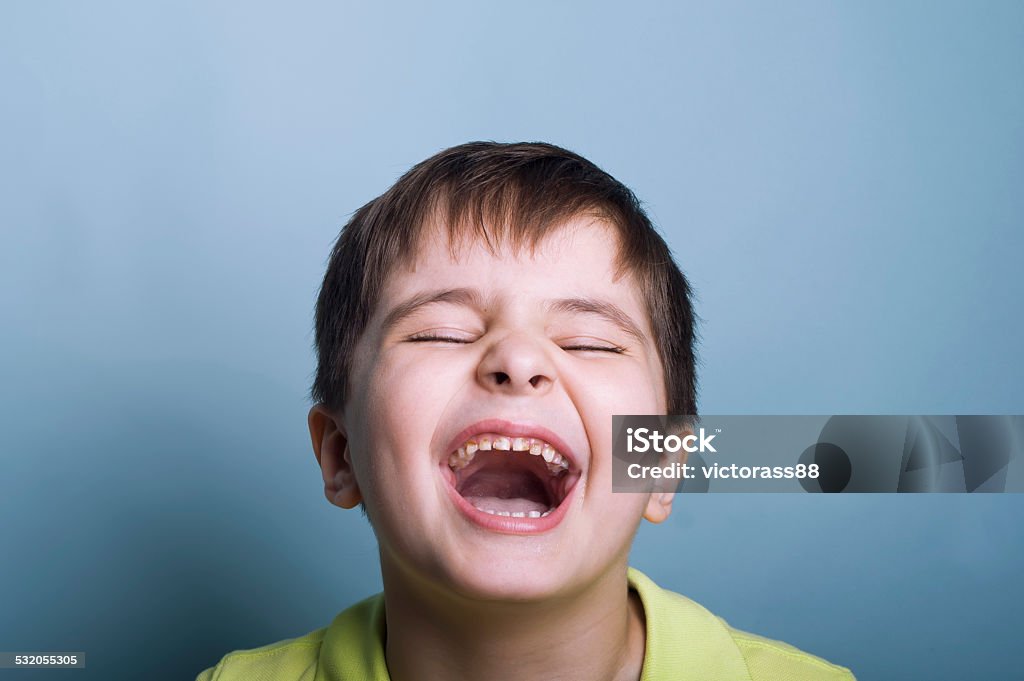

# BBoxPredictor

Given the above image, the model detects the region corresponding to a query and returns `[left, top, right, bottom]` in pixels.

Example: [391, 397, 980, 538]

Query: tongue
[457, 468, 552, 515]
[463, 495, 549, 514]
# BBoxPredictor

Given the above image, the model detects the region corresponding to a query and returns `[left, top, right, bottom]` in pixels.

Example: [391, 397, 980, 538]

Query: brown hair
[312, 141, 698, 415]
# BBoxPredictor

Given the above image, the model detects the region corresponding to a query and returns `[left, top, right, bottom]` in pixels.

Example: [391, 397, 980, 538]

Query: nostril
[529, 375, 544, 388]
[494, 372, 510, 385]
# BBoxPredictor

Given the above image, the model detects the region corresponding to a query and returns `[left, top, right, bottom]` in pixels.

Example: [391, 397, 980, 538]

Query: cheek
[354, 350, 462, 476]
[561, 360, 664, 479]
[566, 359, 664, 418]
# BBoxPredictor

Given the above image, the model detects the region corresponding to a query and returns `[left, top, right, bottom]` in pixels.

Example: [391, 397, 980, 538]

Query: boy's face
[314, 217, 673, 601]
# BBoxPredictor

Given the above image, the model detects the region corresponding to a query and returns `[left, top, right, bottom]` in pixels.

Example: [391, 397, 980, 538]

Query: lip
[440, 418, 583, 535]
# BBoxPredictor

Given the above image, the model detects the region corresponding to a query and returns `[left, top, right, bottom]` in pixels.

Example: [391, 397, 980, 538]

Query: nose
[476, 333, 556, 395]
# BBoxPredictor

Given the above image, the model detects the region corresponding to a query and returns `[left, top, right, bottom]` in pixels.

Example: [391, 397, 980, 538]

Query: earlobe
[643, 491, 675, 524]
[308, 405, 363, 509]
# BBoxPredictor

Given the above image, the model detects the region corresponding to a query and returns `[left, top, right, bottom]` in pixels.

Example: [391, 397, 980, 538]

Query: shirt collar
[629, 567, 752, 681]
[315, 569, 752, 681]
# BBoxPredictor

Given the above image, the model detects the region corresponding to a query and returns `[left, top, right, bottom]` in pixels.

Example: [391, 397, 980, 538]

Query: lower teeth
[477, 508, 552, 518]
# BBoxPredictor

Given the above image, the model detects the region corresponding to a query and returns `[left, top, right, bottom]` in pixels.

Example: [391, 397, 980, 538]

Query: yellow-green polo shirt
[196, 568, 855, 680]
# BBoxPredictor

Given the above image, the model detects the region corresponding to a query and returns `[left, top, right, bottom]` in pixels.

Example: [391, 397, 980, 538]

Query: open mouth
[447, 434, 580, 519]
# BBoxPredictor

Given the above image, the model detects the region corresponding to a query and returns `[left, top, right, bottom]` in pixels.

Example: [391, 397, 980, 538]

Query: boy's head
[308, 142, 697, 601]
[311, 141, 697, 417]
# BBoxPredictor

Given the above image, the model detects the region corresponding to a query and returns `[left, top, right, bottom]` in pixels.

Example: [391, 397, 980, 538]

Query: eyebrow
[546, 297, 649, 347]
[381, 288, 649, 346]
[381, 287, 486, 333]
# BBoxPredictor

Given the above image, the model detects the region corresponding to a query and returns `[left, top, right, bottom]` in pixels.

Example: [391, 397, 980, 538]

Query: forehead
[389, 216, 639, 299]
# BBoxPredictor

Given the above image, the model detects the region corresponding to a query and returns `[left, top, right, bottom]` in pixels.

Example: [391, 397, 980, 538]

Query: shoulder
[194, 628, 325, 681]
[723, 622, 856, 681]
[194, 594, 386, 681]
[628, 568, 855, 681]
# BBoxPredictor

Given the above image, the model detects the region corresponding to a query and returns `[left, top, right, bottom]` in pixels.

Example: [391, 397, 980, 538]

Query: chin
[442, 561, 574, 604]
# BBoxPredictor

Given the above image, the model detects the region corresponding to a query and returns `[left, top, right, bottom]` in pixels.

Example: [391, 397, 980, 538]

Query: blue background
[2, 2, 1022, 679]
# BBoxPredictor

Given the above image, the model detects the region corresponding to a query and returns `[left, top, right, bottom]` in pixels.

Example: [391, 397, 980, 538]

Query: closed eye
[561, 344, 625, 354]
[406, 333, 473, 344]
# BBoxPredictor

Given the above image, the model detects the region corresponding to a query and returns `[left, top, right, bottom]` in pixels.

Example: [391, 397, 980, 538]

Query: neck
[381, 561, 646, 681]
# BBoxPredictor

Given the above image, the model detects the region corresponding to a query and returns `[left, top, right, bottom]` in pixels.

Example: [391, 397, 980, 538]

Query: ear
[643, 429, 689, 523]
[308, 404, 363, 509]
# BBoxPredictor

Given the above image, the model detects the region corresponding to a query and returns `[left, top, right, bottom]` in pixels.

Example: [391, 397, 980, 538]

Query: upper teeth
[448, 434, 570, 474]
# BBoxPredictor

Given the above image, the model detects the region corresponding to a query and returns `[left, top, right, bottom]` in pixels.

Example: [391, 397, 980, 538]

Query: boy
[196, 142, 855, 680]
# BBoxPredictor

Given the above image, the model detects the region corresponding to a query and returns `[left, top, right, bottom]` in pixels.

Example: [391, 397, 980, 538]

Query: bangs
[425, 189, 623, 270]
[382, 150, 640, 280]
